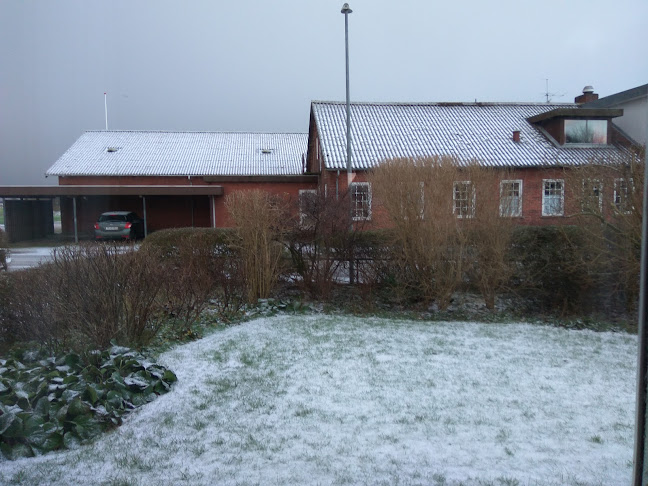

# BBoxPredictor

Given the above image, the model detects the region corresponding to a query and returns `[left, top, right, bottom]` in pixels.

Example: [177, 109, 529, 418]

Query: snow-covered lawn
[0, 315, 637, 485]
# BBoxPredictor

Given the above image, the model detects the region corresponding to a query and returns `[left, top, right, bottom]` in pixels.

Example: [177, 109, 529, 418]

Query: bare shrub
[464, 166, 516, 310]
[370, 157, 471, 309]
[286, 189, 361, 299]
[226, 190, 288, 303]
[0, 229, 8, 271]
[0, 274, 11, 348]
[158, 230, 245, 334]
[371, 157, 517, 310]
[2, 265, 65, 351]
[51, 243, 166, 349]
[564, 155, 644, 312]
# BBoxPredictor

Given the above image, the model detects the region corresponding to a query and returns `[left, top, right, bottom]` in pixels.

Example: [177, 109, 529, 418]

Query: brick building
[0, 86, 641, 242]
[306, 87, 637, 228]
[43, 132, 315, 239]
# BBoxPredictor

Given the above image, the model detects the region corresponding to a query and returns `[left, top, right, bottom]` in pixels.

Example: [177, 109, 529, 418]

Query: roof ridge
[311, 100, 577, 107]
[84, 130, 308, 135]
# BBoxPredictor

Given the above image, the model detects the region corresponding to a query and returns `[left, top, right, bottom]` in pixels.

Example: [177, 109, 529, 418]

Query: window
[453, 181, 475, 218]
[564, 120, 608, 144]
[399, 181, 425, 220]
[614, 178, 633, 213]
[299, 189, 318, 227]
[500, 180, 522, 217]
[351, 182, 372, 221]
[581, 179, 603, 213]
[542, 179, 564, 216]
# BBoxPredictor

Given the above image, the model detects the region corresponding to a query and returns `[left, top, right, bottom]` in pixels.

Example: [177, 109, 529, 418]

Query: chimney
[574, 85, 599, 104]
[512, 130, 521, 143]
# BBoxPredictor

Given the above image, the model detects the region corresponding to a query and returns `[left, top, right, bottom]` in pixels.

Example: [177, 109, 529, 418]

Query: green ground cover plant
[0, 344, 176, 459]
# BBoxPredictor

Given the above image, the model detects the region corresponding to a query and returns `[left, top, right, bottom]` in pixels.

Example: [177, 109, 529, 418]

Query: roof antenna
[543, 79, 564, 103]
[104, 92, 109, 130]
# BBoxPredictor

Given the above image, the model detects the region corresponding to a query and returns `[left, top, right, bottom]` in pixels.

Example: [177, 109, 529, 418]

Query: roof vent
[582, 85, 594, 94]
[512, 130, 521, 143]
[260, 149, 273, 155]
[106, 147, 121, 153]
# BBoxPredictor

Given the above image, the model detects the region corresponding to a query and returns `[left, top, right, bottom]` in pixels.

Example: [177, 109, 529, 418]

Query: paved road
[3, 244, 139, 272]
[5, 247, 57, 272]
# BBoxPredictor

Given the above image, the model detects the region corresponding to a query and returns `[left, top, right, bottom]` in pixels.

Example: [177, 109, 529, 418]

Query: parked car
[94, 211, 145, 240]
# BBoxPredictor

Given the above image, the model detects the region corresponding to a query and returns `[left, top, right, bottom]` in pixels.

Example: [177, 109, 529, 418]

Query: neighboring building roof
[46, 131, 308, 177]
[311, 101, 630, 171]
[584, 84, 648, 108]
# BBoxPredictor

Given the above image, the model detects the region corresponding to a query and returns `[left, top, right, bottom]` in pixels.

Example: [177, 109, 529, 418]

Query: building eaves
[527, 108, 623, 123]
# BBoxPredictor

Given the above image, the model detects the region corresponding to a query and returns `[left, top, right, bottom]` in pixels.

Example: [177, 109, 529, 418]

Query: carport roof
[0, 185, 224, 198]
[46, 131, 308, 177]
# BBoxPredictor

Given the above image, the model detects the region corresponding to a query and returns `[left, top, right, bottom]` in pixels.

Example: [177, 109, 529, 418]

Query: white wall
[610, 96, 647, 145]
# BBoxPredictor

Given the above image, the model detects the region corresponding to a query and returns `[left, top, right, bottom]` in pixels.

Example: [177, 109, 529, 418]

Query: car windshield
[99, 214, 128, 222]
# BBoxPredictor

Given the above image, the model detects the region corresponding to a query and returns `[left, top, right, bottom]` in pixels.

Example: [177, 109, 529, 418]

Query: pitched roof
[46, 131, 308, 177]
[584, 84, 648, 108]
[311, 101, 629, 171]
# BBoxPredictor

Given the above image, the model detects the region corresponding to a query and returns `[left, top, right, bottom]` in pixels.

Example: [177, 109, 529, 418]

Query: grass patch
[0, 315, 635, 485]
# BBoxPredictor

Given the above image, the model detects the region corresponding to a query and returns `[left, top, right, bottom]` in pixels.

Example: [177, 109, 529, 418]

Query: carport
[0, 185, 223, 243]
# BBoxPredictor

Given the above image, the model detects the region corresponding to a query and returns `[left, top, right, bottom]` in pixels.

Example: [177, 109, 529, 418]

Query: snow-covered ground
[0, 315, 637, 485]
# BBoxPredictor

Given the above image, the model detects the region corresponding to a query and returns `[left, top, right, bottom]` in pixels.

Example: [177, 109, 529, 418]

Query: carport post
[142, 196, 148, 237]
[72, 196, 78, 243]
[210, 195, 216, 228]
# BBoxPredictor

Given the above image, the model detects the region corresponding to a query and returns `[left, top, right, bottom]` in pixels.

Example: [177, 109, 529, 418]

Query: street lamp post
[341, 3, 354, 284]
[341, 3, 352, 187]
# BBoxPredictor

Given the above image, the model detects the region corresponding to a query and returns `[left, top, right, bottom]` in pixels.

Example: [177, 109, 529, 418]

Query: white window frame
[499, 180, 523, 217]
[614, 178, 633, 214]
[453, 181, 475, 219]
[542, 179, 564, 217]
[350, 182, 372, 221]
[298, 189, 318, 227]
[581, 178, 603, 213]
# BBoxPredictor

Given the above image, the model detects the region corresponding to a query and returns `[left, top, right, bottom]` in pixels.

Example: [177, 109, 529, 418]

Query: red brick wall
[214, 181, 317, 227]
[317, 167, 589, 231]
[58, 176, 318, 235]
[58, 163, 626, 236]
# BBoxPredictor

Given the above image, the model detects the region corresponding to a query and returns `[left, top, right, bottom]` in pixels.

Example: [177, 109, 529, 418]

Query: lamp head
[341, 3, 352, 14]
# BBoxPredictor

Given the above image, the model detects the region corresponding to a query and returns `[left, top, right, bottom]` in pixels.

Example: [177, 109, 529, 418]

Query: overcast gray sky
[1, 0, 646, 185]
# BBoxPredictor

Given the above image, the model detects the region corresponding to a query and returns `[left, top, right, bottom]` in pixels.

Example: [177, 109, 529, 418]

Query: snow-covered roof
[311, 101, 629, 171]
[46, 131, 308, 177]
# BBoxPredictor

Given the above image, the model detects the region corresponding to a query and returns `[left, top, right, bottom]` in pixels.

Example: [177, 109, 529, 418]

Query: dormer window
[564, 120, 608, 144]
[527, 107, 621, 147]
